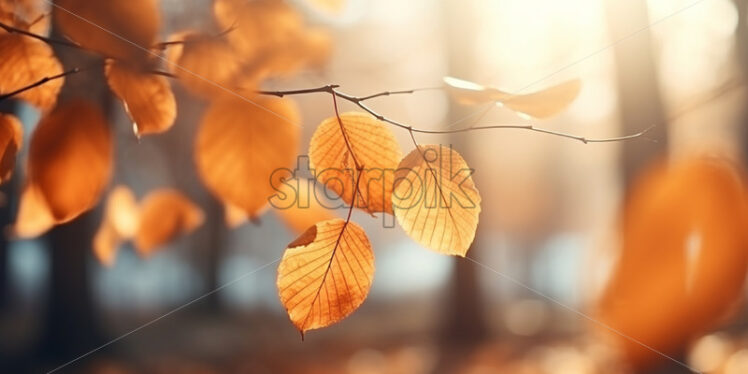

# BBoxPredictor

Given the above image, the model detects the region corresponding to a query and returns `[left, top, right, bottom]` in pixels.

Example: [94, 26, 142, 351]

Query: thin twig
[0, 68, 80, 102]
[256, 85, 652, 144]
[0, 21, 81, 49]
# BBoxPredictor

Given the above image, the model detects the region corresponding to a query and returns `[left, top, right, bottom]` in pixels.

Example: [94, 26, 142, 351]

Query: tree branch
[0, 21, 81, 49]
[256, 85, 652, 144]
[0, 68, 80, 102]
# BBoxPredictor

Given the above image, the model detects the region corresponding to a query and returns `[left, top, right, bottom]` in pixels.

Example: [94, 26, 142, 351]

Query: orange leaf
[164, 31, 242, 98]
[271, 177, 337, 234]
[54, 0, 160, 63]
[0, 113, 22, 183]
[391, 145, 481, 256]
[0, 33, 63, 109]
[309, 112, 402, 215]
[195, 95, 299, 218]
[14, 183, 55, 238]
[93, 186, 138, 266]
[134, 188, 204, 256]
[277, 219, 374, 335]
[599, 158, 748, 368]
[28, 100, 113, 222]
[444, 77, 581, 119]
[105, 59, 177, 136]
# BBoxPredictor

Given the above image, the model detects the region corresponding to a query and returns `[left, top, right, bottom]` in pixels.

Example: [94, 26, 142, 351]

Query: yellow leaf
[0, 33, 63, 110]
[164, 31, 242, 97]
[105, 59, 177, 136]
[392, 145, 481, 256]
[309, 112, 401, 215]
[271, 177, 337, 234]
[195, 95, 299, 218]
[28, 100, 113, 222]
[14, 183, 55, 238]
[599, 158, 748, 367]
[444, 77, 581, 119]
[134, 188, 204, 257]
[92, 185, 138, 266]
[277, 219, 374, 335]
[0, 113, 22, 183]
[54, 0, 160, 63]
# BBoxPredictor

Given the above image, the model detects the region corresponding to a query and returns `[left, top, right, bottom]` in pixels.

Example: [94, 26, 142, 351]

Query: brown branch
[0, 67, 80, 102]
[256, 85, 651, 144]
[0, 21, 81, 49]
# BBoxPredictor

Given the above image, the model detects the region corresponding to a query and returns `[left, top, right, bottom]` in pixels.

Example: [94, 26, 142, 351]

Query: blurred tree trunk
[605, 2, 683, 373]
[0, 100, 15, 311]
[36, 29, 111, 367]
[436, 1, 488, 373]
[734, 0, 748, 165]
[605, 0, 667, 187]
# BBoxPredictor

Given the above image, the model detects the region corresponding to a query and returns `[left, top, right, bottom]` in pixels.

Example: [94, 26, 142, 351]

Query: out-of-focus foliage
[599, 158, 748, 368]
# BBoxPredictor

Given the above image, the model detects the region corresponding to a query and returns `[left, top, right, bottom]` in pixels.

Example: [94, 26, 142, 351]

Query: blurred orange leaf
[28, 99, 112, 222]
[195, 95, 299, 218]
[0, 113, 22, 183]
[93, 186, 138, 266]
[164, 31, 242, 97]
[309, 112, 401, 215]
[14, 183, 55, 238]
[444, 77, 581, 119]
[134, 188, 204, 257]
[599, 158, 748, 368]
[105, 59, 177, 136]
[277, 219, 374, 335]
[54, 0, 160, 63]
[0, 33, 63, 110]
[392, 145, 481, 256]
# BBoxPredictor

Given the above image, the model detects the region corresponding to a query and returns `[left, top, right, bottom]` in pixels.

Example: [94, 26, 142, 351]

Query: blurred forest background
[2, 0, 748, 373]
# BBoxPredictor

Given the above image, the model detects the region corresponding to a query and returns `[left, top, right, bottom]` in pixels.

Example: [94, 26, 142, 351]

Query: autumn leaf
[93, 186, 138, 266]
[271, 177, 337, 234]
[0, 113, 22, 183]
[134, 188, 204, 257]
[0, 33, 64, 110]
[277, 219, 374, 335]
[105, 59, 177, 136]
[391, 145, 481, 256]
[28, 100, 113, 222]
[599, 158, 748, 367]
[14, 183, 55, 238]
[54, 0, 160, 64]
[444, 76, 581, 119]
[164, 31, 243, 97]
[195, 94, 299, 218]
[309, 112, 402, 215]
